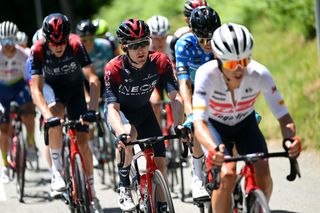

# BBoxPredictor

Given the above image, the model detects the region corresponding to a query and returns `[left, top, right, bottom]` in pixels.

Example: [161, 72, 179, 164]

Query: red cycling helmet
[184, 0, 208, 18]
[116, 19, 150, 44]
[42, 13, 71, 44]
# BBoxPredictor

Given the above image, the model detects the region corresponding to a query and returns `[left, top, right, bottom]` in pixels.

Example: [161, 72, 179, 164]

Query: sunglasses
[126, 40, 150, 50]
[47, 39, 68, 47]
[0, 38, 16, 46]
[198, 37, 211, 45]
[222, 57, 251, 70]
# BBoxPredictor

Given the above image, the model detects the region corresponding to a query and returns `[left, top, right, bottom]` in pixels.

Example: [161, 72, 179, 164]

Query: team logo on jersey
[119, 80, 157, 96]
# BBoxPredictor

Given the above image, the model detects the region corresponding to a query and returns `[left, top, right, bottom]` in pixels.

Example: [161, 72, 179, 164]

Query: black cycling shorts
[208, 111, 268, 156]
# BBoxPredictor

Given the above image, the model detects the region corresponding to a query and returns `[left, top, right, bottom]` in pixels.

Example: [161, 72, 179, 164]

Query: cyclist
[193, 23, 302, 212]
[16, 31, 30, 55]
[147, 15, 173, 125]
[104, 18, 188, 212]
[0, 21, 36, 183]
[28, 13, 102, 212]
[170, 0, 208, 67]
[175, 6, 221, 201]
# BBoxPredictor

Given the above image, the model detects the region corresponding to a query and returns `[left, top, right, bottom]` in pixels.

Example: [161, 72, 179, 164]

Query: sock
[27, 133, 35, 147]
[88, 175, 96, 198]
[118, 165, 131, 187]
[50, 148, 62, 173]
[192, 155, 204, 182]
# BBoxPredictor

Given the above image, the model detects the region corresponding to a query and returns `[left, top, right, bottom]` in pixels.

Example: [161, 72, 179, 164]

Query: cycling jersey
[0, 45, 28, 86]
[88, 38, 114, 78]
[193, 60, 288, 126]
[149, 35, 173, 60]
[29, 34, 91, 87]
[104, 51, 178, 110]
[175, 32, 213, 84]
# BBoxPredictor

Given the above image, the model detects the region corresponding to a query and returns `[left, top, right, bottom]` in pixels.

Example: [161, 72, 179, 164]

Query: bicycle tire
[15, 133, 26, 203]
[74, 154, 91, 213]
[152, 169, 175, 213]
[247, 189, 270, 213]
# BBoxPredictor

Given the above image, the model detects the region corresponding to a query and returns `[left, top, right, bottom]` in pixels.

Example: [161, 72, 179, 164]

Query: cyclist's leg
[235, 112, 272, 201]
[203, 121, 237, 212]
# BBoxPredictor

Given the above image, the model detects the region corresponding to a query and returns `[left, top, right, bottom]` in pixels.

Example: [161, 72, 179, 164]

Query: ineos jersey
[193, 60, 288, 126]
[104, 51, 178, 110]
[29, 34, 91, 87]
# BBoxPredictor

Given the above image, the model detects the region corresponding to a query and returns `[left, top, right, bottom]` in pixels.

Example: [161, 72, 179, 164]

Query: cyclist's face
[126, 39, 150, 67]
[80, 35, 95, 52]
[47, 42, 67, 58]
[222, 64, 247, 84]
[150, 35, 167, 52]
[197, 37, 212, 53]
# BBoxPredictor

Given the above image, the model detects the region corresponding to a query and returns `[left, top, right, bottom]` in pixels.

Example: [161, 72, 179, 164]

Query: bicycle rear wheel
[15, 133, 26, 203]
[247, 189, 270, 213]
[73, 154, 91, 213]
[152, 169, 175, 213]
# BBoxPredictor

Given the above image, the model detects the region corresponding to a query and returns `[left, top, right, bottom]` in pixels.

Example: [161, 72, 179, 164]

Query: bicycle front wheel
[15, 134, 26, 203]
[247, 189, 270, 213]
[152, 169, 175, 213]
[74, 154, 91, 213]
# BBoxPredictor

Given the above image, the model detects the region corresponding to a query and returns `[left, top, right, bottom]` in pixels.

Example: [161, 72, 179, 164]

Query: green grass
[96, 0, 320, 149]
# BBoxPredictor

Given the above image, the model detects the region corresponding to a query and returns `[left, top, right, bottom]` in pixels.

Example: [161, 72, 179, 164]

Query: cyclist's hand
[284, 136, 301, 158]
[207, 144, 225, 168]
[115, 133, 131, 150]
[80, 110, 96, 124]
[174, 125, 190, 143]
[182, 113, 193, 129]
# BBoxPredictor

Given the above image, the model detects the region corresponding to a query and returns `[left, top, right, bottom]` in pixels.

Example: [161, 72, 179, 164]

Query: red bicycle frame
[240, 163, 259, 195]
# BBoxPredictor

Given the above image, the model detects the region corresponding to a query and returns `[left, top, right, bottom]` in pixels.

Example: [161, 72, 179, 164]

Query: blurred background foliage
[0, 0, 319, 148]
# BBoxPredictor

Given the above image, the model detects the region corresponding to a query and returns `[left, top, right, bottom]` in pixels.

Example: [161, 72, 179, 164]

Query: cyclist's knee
[220, 169, 237, 192]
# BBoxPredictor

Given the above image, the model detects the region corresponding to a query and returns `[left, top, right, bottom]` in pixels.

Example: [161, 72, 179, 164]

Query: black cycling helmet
[116, 19, 150, 44]
[76, 19, 97, 36]
[190, 6, 221, 38]
[42, 13, 70, 43]
[184, 0, 207, 18]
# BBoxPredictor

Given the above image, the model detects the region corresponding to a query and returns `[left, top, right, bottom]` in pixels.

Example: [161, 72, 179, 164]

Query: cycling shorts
[206, 111, 268, 156]
[43, 83, 88, 132]
[0, 80, 32, 123]
[105, 103, 165, 157]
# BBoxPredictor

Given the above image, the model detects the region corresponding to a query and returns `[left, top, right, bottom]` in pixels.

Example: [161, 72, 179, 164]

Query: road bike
[118, 134, 189, 213]
[205, 139, 301, 213]
[44, 119, 93, 212]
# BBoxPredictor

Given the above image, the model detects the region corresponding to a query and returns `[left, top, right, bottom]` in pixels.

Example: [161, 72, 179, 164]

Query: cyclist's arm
[82, 64, 100, 111]
[107, 103, 127, 136]
[30, 74, 53, 119]
[194, 120, 217, 151]
[178, 78, 193, 115]
[167, 90, 184, 126]
[278, 113, 296, 139]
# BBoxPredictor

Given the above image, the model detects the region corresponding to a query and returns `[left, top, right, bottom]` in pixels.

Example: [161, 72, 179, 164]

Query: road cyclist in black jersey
[104, 18, 189, 212]
[29, 13, 102, 213]
[193, 23, 302, 212]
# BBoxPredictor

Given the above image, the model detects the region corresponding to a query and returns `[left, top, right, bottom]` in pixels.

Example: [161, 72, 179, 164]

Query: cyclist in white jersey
[0, 21, 36, 183]
[193, 23, 302, 212]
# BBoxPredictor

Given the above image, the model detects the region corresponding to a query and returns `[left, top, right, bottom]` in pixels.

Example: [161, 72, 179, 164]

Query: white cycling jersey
[193, 59, 288, 126]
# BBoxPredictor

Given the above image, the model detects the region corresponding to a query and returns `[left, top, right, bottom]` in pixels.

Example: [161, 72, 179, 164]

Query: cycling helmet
[116, 19, 150, 44]
[190, 6, 221, 38]
[211, 23, 254, 61]
[147, 15, 170, 36]
[184, 0, 207, 18]
[92, 19, 108, 36]
[0, 21, 18, 39]
[42, 13, 70, 43]
[16, 31, 28, 45]
[76, 19, 97, 36]
[32, 28, 43, 44]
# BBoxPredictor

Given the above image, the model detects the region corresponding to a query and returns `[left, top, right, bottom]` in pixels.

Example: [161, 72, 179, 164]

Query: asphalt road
[0, 128, 319, 213]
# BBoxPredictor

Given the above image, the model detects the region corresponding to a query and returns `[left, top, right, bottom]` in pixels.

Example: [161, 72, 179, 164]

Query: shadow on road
[272, 210, 304, 213]
[103, 207, 122, 213]
[22, 190, 52, 204]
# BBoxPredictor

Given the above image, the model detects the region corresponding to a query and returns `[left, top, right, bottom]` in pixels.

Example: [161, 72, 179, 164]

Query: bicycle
[205, 139, 301, 213]
[118, 134, 189, 213]
[5, 102, 38, 202]
[44, 119, 93, 212]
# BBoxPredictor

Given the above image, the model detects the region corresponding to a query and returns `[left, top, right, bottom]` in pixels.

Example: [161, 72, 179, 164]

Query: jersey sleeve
[29, 41, 44, 76]
[193, 63, 214, 122]
[259, 68, 289, 119]
[157, 53, 179, 93]
[69, 35, 92, 67]
[104, 60, 120, 105]
[175, 37, 190, 81]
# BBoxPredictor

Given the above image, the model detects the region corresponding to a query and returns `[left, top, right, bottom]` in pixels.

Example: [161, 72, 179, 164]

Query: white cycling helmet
[0, 21, 18, 39]
[16, 31, 28, 45]
[211, 23, 253, 61]
[147, 15, 170, 36]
